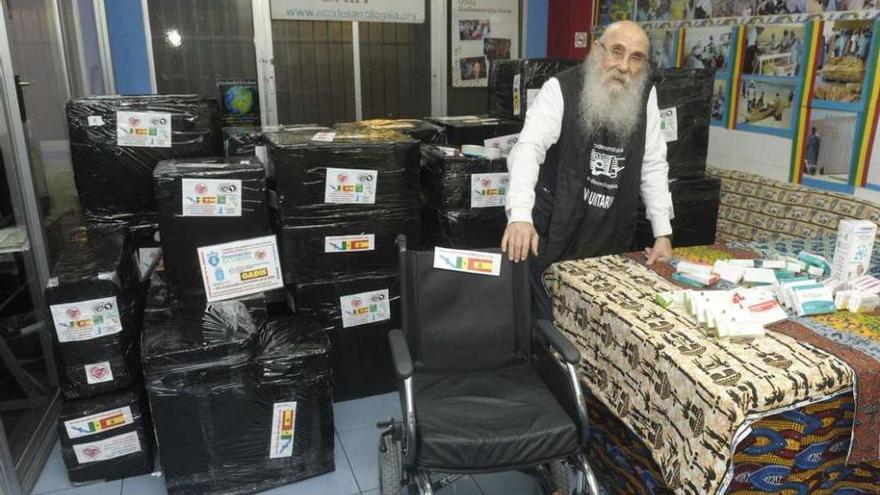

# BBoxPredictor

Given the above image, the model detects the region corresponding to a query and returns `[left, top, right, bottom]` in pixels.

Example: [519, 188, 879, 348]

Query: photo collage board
[595, 3, 880, 192]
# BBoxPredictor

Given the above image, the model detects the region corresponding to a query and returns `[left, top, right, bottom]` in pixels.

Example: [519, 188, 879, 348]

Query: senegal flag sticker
[434, 247, 502, 277]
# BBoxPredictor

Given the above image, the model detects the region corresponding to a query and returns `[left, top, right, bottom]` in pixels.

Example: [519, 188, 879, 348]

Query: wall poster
[451, 0, 519, 88]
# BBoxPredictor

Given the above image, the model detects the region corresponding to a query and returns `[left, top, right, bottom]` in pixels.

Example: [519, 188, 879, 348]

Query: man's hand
[645, 236, 672, 265]
[501, 221, 539, 263]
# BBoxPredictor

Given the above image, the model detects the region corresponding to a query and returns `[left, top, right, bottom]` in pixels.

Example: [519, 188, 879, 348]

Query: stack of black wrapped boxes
[488, 58, 580, 120]
[268, 128, 420, 400]
[142, 154, 334, 494]
[67, 95, 222, 278]
[45, 225, 155, 482]
[634, 68, 721, 249]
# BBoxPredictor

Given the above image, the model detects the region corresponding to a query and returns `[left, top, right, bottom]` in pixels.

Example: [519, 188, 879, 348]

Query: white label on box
[470, 173, 509, 208]
[325, 168, 377, 204]
[311, 131, 336, 142]
[526, 89, 541, 111]
[433, 247, 502, 277]
[340, 289, 391, 328]
[50, 297, 123, 343]
[269, 401, 297, 459]
[87, 116, 104, 126]
[84, 362, 114, 385]
[138, 247, 162, 278]
[197, 235, 284, 302]
[116, 111, 171, 148]
[64, 406, 134, 440]
[180, 178, 242, 217]
[832, 219, 877, 281]
[483, 134, 519, 156]
[324, 234, 375, 253]
[659, 107, 678, 142]
[73, 431, 142, 465]
[513, 74, 522, 116]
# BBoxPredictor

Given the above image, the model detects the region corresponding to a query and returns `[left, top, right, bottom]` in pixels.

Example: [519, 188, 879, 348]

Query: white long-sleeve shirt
[505, 78, 674, 238]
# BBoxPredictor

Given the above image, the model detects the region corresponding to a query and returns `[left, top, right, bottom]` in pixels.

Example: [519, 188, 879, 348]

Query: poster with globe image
[218, 79, 260, 125]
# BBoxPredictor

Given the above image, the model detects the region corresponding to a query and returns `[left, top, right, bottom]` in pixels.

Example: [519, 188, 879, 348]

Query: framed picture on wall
[647, 28, 680, 68]
[711, 0, 758, 17]
[813, 19, 874, 109]
[742, 24, 806, 77]
[711, 78, 729, 125]
[601, 0, 636, 24]
[808, 0, 878, 13]
[736, 76, 798, 136]
[800, 108, 860, 192]
[682, 26, 734, 71]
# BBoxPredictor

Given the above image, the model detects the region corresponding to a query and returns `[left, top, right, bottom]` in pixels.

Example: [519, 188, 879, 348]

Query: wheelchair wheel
[550, 459, 573, 494]
[379, 431, 405, 495]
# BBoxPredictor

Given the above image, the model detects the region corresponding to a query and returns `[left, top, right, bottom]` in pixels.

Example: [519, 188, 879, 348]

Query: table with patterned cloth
[544, 244, 880, 495]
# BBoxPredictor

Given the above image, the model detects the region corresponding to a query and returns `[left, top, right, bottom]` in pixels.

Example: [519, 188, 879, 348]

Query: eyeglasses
[594, 40, 648, 69]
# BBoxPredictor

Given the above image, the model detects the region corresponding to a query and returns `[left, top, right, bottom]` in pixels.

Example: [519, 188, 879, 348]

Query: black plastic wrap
[280, 212, 419, 283]
[425, 115, 523, 147]
[67, 95, 221, 223]
[422, 208, 507, 250]
[87, 216, 161, 280]
[223, 126, 264, 157]
[633, 176, 721, 250]
[489, 58, 580, 120]
[44, 225, 144, 399]
[142, 278, 334, 495]
[295, 272, 399, 401]
[58, 385, 154, 483]
[267, 128, 421, 223]
[333, 119, 446, 144]
[153, 157, 271, 297]
[651, 68, 713, 179]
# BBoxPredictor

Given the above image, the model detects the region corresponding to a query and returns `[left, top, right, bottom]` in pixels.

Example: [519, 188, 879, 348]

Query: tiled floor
[32, 392, 604, 495]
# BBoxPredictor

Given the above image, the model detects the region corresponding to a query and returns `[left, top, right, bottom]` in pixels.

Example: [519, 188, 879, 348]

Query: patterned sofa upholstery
[707, 166, 880, 243]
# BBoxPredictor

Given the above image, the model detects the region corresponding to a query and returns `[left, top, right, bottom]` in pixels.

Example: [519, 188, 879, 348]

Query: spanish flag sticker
[433, 247, 502, 277]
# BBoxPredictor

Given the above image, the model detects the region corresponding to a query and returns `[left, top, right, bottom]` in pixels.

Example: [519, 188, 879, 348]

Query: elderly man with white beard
[501, 21, 674, 320]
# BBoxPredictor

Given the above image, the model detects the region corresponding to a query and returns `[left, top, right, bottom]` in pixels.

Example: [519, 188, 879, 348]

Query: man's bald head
[599, 21, 650, 53]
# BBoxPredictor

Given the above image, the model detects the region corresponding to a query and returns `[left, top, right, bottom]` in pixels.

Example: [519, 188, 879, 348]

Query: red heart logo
[84, 446, 101, 458]
[67, 308, 81, 319]
[90, 366, 108, 380]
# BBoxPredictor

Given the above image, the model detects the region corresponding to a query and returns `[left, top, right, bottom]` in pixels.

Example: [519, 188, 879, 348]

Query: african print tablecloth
[544, 247, 863, 495]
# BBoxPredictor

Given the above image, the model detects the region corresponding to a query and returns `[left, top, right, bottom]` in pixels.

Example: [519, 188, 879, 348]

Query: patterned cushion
[707, 166, 880, 243]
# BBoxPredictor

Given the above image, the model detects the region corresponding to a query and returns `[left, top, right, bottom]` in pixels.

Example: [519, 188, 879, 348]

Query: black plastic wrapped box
[633, 176, 721, 250]
[333, 119, 446, 144]
[424, 115, 523, 147]
[651, 68, 713, 179]
[295, 272, 398, 401]
[67, 95, 221, 223]
[489, 58, 580, 120]
[223, 126, 264, 158]
[267, 128, 421, 223]
[153, 157, 271, 297]
[45, 225, 143, 399]
[58, 385, 155, 483]
[422, 208, 508, 250]
[142, 280, 334, 495]
[279, 212, 419, 284]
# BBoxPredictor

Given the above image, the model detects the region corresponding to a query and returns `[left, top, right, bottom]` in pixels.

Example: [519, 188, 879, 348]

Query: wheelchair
[377, 236, 601, 495]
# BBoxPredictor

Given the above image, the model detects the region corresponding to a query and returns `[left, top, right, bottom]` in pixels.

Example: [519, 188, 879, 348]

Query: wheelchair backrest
[400, 247, 532, 372]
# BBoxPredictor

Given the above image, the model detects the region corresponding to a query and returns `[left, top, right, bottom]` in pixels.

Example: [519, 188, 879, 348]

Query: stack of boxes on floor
[45, 225, 154, 482]
[634, 68, 721, 249]
[268, 128, 421, 400]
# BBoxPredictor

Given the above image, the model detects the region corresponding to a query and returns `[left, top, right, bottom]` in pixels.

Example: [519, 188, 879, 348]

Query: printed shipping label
[324, 234, 375, 253]
[470, 173, 509, 208]
[311, 131, 336, 142]
[197, 235, 284, 302]
[50, 297, 123, 343]
[181, 178, 242, 217]
[73, 431, 142, 465]
[483, 134, 519, 156]
[433, 247, 502, 277]
[659, 107, 678, 142]
[340, 289, 391, 328]
[84, 361, 114, 385]
[513, 74, 522, 116]
[269, 401, 297, 459]
[87, 116, 104, 126]
[116, 111, 172, 148]
[526, 89, 541, 111]
[325, 168, 378, 204]
[64, 406, 134, 440]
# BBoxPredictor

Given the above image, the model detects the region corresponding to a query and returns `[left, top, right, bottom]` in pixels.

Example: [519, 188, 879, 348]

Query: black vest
[533, 65, 651, 269]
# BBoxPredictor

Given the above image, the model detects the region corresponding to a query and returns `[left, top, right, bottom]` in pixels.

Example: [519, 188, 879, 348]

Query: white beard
[579, 53, 650, 140]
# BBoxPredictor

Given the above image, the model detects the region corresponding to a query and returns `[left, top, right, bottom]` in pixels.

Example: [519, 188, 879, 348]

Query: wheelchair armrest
[534, 319, 581, 364]
[388, 329, 414, 380]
